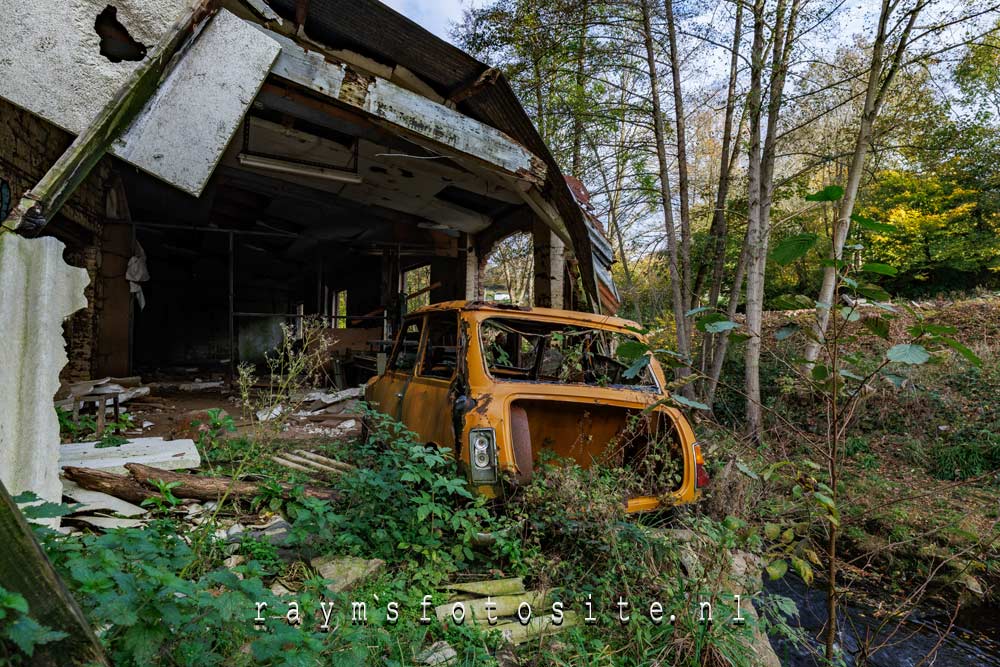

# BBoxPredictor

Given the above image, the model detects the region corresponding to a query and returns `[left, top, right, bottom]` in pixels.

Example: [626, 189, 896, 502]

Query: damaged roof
[265, 0, 611, 308]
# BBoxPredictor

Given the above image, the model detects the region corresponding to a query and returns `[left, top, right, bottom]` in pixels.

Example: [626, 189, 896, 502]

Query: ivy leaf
[616, 340, 648, 361]
[623, 355, 651, 379]
[882, 373, 907, 388]
[775, 323, 799, 341]
[939, 337, 981, 367]
[861, 262, 898, 276]
[766, 559, 789, 580]
[668, 394, 710, 411]
[851, 213, 896, 233]
[770, 233, 819, 266]
[772, 294, 815, 310]
[805, 185, 845, 201]
[886, 344, 930, 365]
[861, 316, 890, 340]
[814, 492, 836, 512]
[791, 556, 814, 585]
[705, 319, 739, 334]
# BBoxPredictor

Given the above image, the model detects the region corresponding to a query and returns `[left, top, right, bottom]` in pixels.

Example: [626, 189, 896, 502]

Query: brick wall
[0, 97, 112, 382]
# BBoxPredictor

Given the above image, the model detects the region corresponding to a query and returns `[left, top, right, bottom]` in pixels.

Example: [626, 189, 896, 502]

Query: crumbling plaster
[0, 234, 89, 502]
[0, 0, 188, 136]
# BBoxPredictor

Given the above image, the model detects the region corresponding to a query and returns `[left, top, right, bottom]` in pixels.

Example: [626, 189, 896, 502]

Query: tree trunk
[742, 0, 768, 440]
[665, 0, 692, 316]
[694, 0, 743, 311]
[697, 0, 743, 394]
[745, 0, 799, 442]
[571, 0, 590, 178]
[62, 466, 156, 504]
[0, 480, 109, 666]
[639, 0, 692, 390]
[73, 464, 341, 502]
[804, 0, 921, 364]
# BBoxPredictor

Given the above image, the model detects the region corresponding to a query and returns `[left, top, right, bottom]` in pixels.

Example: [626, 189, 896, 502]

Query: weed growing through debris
[285, 407, 490, 588]
[0, 583, 67, 665]
[179, 319, 331, 576]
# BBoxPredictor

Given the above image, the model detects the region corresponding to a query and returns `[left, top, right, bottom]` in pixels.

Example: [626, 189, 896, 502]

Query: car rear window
[479, 317, 659, 391]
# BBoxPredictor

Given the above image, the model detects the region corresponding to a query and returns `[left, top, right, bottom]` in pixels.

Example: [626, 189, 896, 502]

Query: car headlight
[469, 428, 497, 483]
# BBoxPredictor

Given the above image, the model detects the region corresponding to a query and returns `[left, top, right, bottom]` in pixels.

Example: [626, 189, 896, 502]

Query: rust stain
[339, 67, 374, 109]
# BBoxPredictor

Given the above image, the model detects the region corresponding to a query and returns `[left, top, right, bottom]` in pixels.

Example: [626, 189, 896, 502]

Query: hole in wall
[94, 6, 148, 63]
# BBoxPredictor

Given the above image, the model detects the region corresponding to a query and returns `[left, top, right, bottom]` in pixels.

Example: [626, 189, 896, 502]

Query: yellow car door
[366, 317, 424, 420]
[399, 311, 459, 450]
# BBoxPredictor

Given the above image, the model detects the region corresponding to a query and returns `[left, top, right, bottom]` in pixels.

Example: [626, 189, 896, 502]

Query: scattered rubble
[430, 578, 578, 648]
[310, 555, 385, 594]
[59, 437, 201, 474]
[416, 641, 458, 666]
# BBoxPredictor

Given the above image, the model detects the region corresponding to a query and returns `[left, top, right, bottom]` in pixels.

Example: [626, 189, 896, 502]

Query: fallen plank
[61, 479, 147, 518]
[271, 456, 317, 474]
[59, 437, 201, 475]
[70, 516, 146, 530]
[125, 463, 339, 502]
[435, 591, 549, 623]
[61, 467, 157, 505]
[292, 450, 355, 472]
[494, 612, 579, 645]
[274, 452, 344, 475]
[441, 578, 525, 597]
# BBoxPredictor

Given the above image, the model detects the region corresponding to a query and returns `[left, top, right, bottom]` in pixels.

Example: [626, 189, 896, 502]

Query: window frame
[387, 315, 425, 375]
[417, 311, 459, 382]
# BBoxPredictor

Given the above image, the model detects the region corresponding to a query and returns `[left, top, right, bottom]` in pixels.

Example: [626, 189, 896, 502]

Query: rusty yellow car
[365, 301, 708, 511]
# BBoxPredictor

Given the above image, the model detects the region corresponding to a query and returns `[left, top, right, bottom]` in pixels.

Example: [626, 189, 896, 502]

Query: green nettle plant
[766, 185, 982, 662]
[285, 407, 490, 588]
[0, 583, 67, 665]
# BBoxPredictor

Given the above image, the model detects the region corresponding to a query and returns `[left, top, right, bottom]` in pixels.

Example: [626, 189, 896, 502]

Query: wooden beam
[2, 0, 220, 235]
[447, 67, 502, 106]
[243, 22, 547, 187]
[0, 480, 109, 666]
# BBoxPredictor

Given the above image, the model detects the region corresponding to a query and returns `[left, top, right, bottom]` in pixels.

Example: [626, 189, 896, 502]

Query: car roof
[407, 300, 644, 332]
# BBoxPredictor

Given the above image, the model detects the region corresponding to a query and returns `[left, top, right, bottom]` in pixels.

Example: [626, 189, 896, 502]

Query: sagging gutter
[2, 0, 221, 236]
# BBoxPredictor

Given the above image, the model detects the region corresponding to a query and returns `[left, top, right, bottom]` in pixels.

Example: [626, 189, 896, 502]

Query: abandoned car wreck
[0, 0, 623, 503]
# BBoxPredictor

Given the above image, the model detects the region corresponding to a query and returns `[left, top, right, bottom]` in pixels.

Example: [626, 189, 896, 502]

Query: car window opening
[480, 317, 658, 390]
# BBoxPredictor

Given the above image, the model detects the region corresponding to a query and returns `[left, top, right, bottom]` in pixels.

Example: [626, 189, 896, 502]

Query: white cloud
[378, 0, 469, 43]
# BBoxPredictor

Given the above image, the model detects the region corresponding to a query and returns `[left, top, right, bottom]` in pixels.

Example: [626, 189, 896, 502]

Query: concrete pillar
[462, 241, 482, 301]
[533, 219, 566, 309]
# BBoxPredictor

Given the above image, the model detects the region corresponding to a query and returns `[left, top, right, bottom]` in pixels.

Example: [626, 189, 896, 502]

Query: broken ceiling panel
[0, 3, 279, 196]
[112, 10, 280, 196]
[0, 235, 89, 503]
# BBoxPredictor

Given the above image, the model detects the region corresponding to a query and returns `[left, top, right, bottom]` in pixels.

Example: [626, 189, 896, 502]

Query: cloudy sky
[379, 0, 476, 42]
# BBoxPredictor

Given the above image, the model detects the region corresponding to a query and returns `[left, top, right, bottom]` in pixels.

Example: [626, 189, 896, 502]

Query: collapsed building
[0, 0, 618, 500]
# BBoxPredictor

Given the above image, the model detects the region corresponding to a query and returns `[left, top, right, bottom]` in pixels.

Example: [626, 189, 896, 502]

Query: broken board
[61, 479, 147, 518]
[59, 437, 200, 475]
[0, 5, 279, 196]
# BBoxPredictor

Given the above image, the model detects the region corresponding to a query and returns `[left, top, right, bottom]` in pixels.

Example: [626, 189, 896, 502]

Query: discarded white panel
[0, 235, 89, 503]
[0, 5, 279, 196]
[59, 437, 201, 475]
[61, 479, 147, 518]
[112, 10, 280, 195]
[72, 516, 147, 530]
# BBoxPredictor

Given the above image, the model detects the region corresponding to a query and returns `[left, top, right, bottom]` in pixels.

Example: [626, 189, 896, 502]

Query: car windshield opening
[480, 317, 658, 390]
